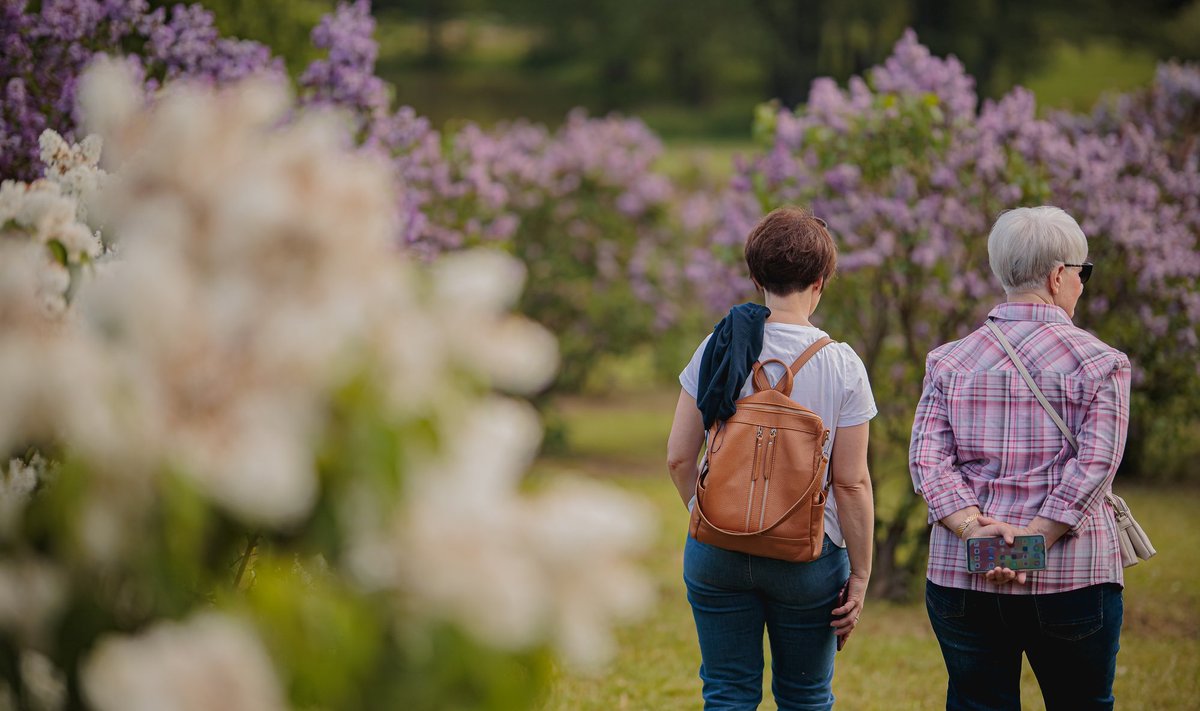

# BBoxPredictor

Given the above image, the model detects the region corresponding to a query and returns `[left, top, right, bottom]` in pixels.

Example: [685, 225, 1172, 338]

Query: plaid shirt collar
[987, 301, 1074, 325]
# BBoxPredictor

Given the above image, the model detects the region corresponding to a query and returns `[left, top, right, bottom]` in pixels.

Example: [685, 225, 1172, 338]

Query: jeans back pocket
[1034, 585, 1106, 641]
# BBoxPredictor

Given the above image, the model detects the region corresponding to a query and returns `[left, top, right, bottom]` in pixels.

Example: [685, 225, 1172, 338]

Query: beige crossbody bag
[985, 319, 1155, 568]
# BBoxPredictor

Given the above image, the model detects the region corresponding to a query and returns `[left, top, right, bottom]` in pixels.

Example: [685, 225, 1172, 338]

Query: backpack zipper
[737, 403, 823, 418]
[758, 428, 778, 529]
[745, 426, 763, 531]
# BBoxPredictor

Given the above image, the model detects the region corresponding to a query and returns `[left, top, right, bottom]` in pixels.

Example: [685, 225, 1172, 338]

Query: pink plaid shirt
[910, 302, 1130, 594]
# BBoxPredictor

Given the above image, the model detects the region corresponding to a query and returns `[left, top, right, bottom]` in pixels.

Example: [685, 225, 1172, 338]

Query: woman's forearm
[667, 458, 699, 506]
[666, 389, 705, 508]
[940, 506, 983, 540]
[833, 475, 875, 579]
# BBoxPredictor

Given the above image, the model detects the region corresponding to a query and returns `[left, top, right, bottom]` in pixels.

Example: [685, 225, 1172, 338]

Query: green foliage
[183, 0, 335, 75]
[515, 200, 663, 391]
[1024, 42, 1159, 111]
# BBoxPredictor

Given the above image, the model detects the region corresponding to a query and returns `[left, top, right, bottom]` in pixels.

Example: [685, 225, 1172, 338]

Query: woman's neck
[1006, 290, 1054, 307]
[763, 289, 818, 327]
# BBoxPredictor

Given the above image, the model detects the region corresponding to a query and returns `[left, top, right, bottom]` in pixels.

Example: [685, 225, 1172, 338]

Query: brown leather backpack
[689, 337, 834, 562]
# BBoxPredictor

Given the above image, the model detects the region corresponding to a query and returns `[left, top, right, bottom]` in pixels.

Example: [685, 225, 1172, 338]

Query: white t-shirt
[679, 322, 878, 548]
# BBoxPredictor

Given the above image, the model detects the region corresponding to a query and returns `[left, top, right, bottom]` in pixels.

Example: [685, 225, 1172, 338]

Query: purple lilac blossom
[1, 0, 277, 180]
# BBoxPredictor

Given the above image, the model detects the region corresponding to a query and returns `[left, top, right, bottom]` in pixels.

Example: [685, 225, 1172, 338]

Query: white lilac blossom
[0, 454, 45, 538]
[82, 613, 287, 711]
[392, 397, 654, 669]
[0, 179, 101, 265]
[38, 130, 106, 222]
[69, 61, 397, 527]
[17, 650, 68, 711]
[0, 559, 67, 648]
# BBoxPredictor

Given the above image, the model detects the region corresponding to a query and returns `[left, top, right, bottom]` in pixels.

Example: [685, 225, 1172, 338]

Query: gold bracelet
[955, 513, 979, 540]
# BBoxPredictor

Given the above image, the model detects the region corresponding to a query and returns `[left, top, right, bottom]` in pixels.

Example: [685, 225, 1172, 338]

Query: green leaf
[47, 240, 68, 266]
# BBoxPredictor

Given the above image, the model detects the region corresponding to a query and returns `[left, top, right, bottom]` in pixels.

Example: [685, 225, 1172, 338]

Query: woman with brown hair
[667, 207, 877, 709]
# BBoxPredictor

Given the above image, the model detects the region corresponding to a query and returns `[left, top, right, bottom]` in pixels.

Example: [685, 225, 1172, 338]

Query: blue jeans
[926, 581, 1123, 711]
[684, 534, 849, 711]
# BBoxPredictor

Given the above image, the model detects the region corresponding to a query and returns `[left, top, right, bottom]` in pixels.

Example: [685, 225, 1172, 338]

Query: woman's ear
[1048, 265, 1064, 296]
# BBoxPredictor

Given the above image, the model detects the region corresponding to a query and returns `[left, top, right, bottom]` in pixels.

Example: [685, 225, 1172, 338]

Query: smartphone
[965, 534, 1046, 573]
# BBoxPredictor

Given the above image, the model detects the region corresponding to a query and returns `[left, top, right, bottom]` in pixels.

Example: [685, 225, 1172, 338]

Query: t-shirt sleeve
[678, 335, 712, 399]
[837, 345, 877, 427]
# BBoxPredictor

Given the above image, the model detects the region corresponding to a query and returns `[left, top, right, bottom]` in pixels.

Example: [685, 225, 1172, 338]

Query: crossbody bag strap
[985, 319, 1121, 511]
[984, 319, 1079, 450]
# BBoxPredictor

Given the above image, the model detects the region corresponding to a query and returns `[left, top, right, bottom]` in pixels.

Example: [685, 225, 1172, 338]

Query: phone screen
[965, 534, 1046, 573]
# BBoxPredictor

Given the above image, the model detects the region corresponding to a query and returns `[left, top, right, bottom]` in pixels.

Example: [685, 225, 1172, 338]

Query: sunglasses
[1063, 262, 1093, 284]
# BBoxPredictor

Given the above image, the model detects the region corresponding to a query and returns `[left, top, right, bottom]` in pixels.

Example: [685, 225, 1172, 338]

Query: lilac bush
[0, 0, 280, 181]
[297, 1, 683, 388]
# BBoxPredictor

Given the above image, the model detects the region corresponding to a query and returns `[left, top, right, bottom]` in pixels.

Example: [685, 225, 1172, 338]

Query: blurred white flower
[38, 130, 106, 224]
[0, 242, 106, 455]
[0, 559, 66, 647]
[77, 55, 143, 149]
[395, 398, 655, 669]
[0, 179, 101, 263]
[430, 250, 559, 393]
[19, 650, 66, 711]
[0, 454, 45, 537]
[64, 62, 400, 527]
[82, 613, 286, 711]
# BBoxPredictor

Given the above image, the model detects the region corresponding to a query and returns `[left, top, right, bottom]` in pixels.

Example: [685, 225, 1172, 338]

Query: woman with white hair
[910, 206, 1130, 710]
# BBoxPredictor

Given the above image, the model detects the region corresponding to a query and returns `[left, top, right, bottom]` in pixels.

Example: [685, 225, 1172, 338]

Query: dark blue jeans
[925, 580, 1123, 711]
[684, 534, 849, 711]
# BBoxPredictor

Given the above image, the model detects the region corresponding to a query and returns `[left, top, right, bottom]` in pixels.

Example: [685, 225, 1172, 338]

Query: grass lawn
[535, 389, 1200, 710]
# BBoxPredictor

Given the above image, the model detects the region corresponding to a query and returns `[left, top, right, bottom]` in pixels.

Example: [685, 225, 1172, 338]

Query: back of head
[744, 207, 837, 296]
[988, 206, 1088, 293]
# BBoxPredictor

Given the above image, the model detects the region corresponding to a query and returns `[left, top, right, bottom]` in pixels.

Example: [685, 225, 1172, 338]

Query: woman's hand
[831, 572, 868, 638]
[974, 514, 1072, 585]
[972, 515, 1028, 584]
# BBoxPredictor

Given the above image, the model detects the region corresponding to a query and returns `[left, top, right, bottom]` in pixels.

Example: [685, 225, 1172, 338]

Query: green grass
[536, 390, 1200, 710]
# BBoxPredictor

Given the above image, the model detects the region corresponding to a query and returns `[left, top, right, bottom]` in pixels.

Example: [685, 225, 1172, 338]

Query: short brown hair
[743, 207, 837, 296]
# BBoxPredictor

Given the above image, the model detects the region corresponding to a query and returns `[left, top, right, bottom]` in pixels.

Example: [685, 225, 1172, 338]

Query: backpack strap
[781, 337, 834, 396]
[750, 337, 835, 395]
[789, 337, 835, 374]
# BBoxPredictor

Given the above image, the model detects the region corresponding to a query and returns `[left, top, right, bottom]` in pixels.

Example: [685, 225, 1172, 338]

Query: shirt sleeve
[838, 345, 878, 427]
[909, 359, 980, 523]
[1036, 355, 1131, 530]
[678, 335, 711, 399]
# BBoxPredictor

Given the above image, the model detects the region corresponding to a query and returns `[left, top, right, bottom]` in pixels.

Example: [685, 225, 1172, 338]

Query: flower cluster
[0, 60, 654, 707]
[0, 130, 105, 320]
[0, 0, 279, 182]
[82, 613, 288, 711]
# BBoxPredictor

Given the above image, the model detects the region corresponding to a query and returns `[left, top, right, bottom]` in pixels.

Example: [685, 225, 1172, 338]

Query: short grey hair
[987, 207, 1088, 293]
